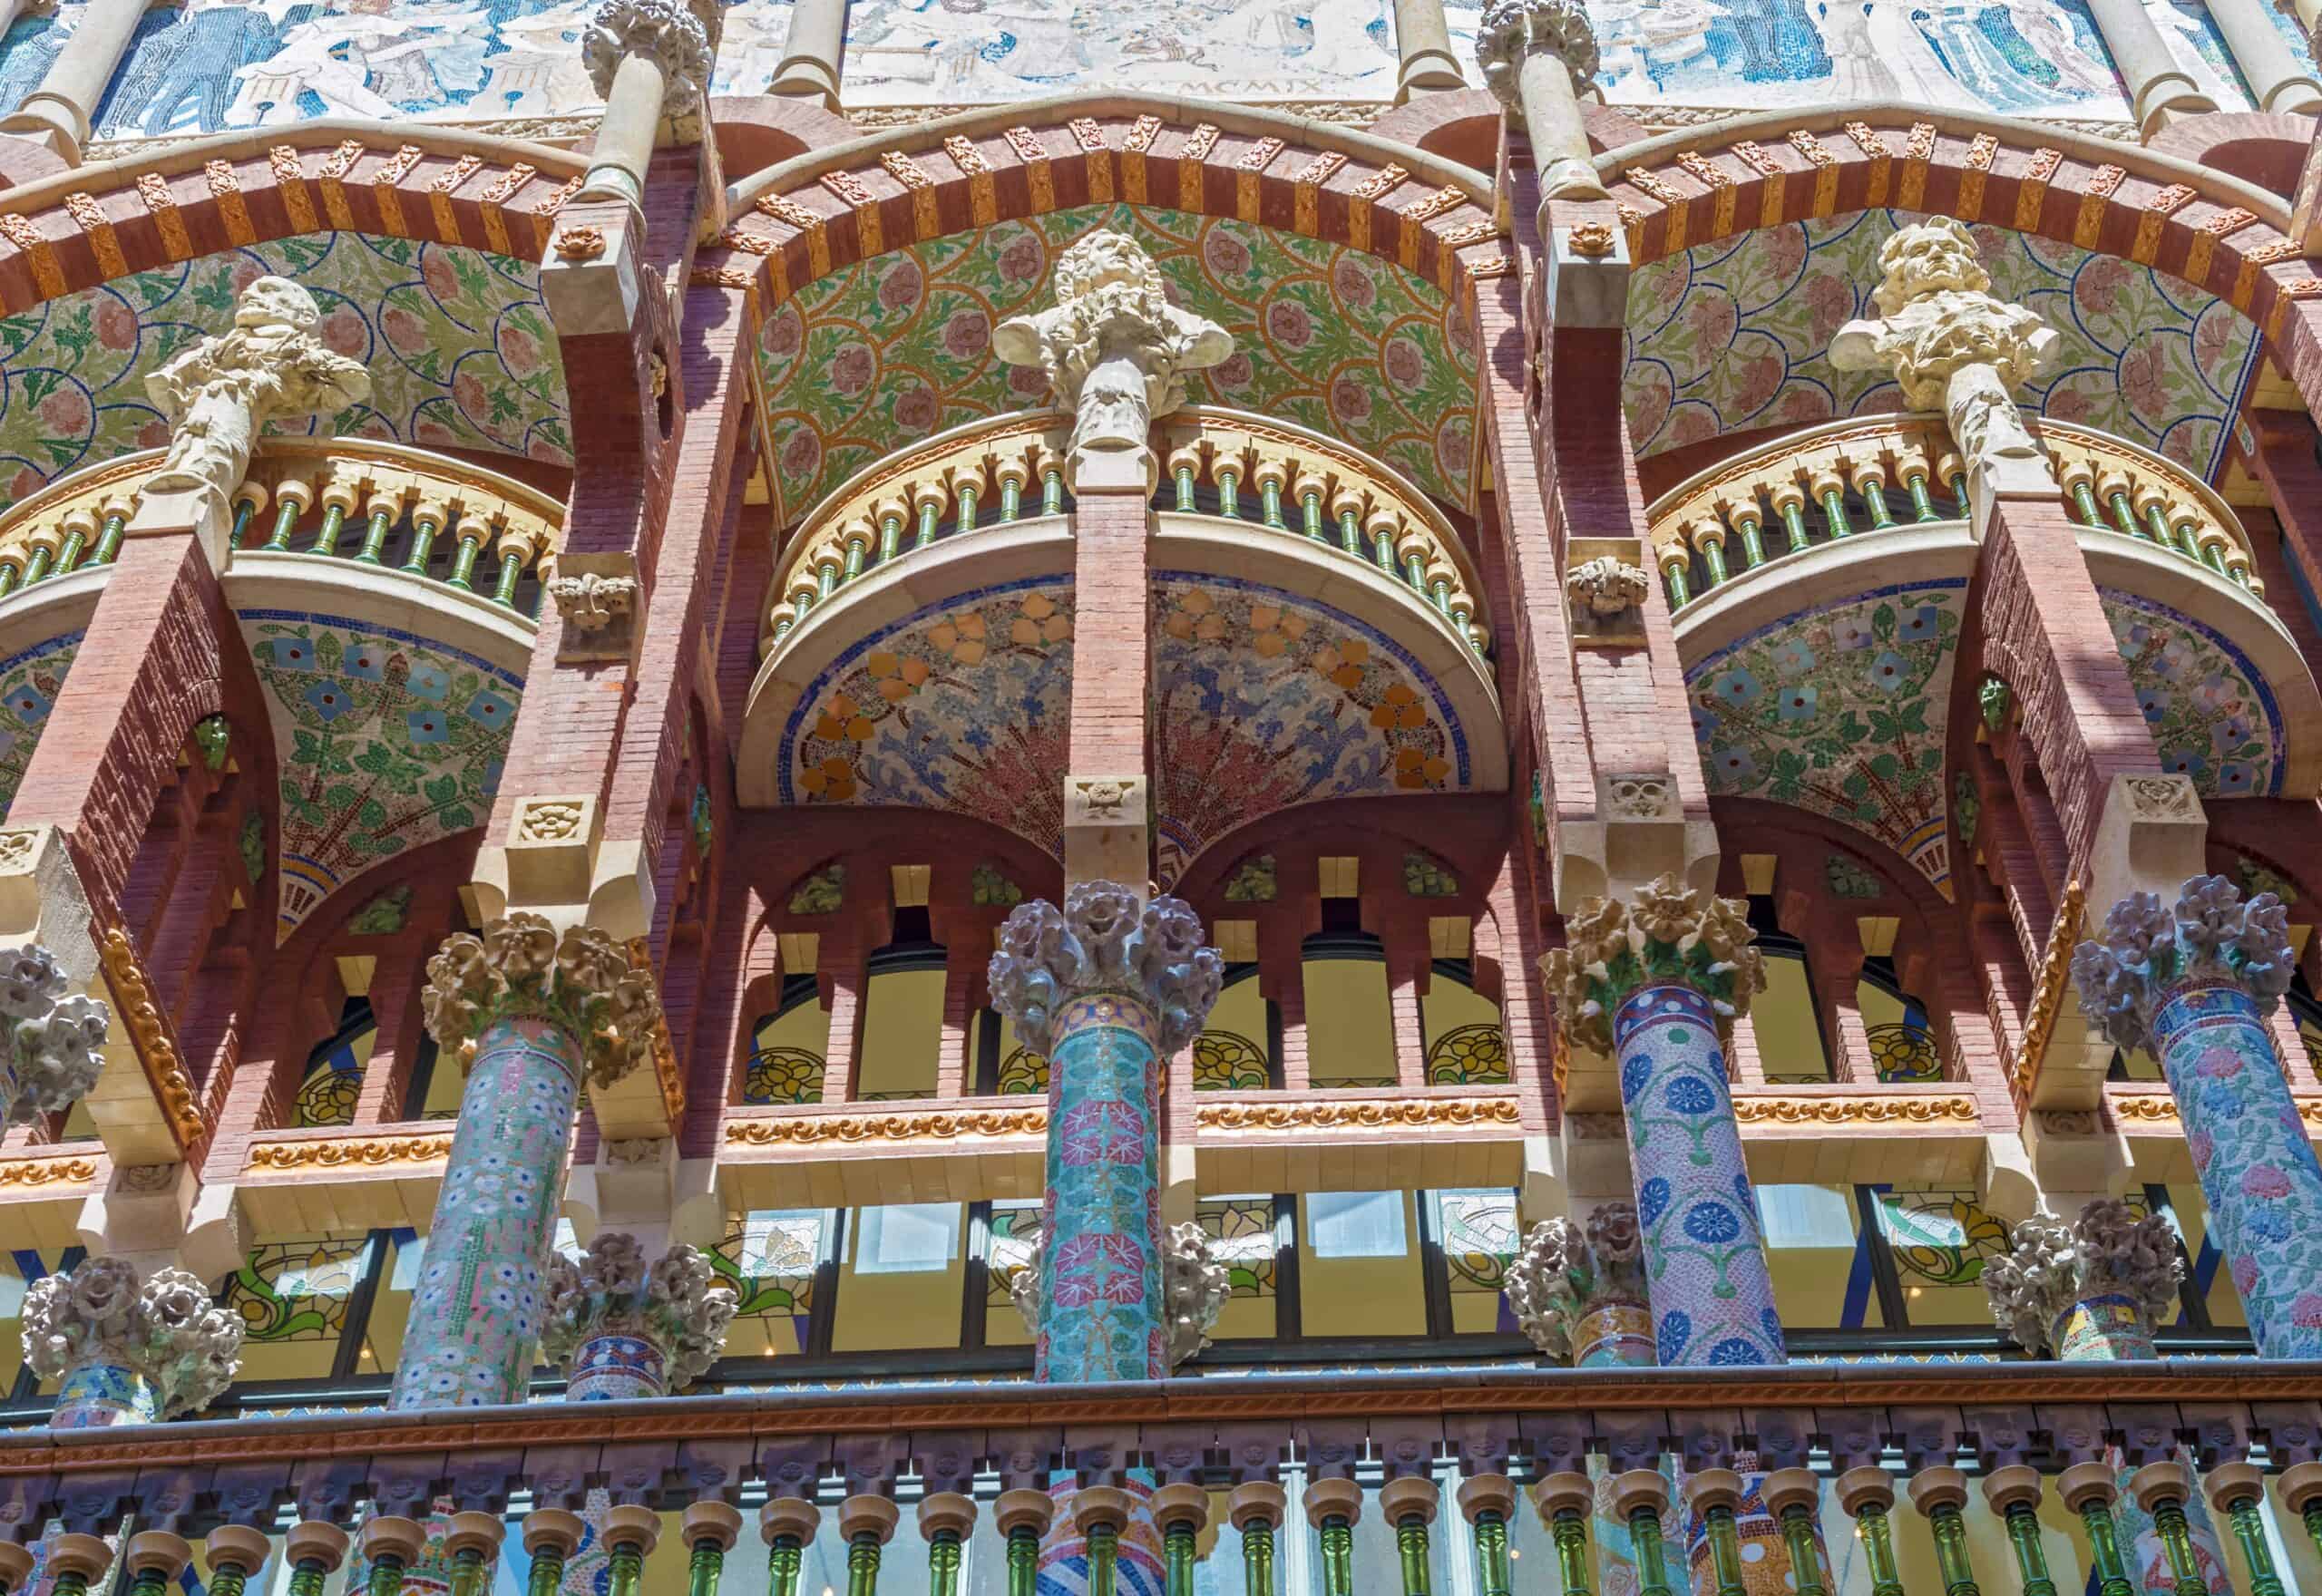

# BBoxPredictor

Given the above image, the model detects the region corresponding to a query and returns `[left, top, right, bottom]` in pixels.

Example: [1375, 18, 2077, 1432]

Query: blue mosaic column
[989, 883, 1222, 1385]
[390, 915, 662, 1408]
[1542, 876, 1785, 1367]
[2074, 875, 2322, 1361]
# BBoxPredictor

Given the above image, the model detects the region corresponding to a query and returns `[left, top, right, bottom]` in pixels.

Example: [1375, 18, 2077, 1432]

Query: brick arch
[704, 97, 1517, 316]
[1598, 108, 2322, 416]
[0, 122, 587, 314]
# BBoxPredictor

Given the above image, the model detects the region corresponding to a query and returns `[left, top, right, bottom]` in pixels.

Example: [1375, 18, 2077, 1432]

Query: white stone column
[1475, 0, 1605, 201]
[767, 0, 844, 108]
[580, 0, 716, 208]
[1393, 0, 1465, 97]
[0, 0, 152, 163]
[2083, 0, 2220, 135]
[2217, 0, 2322, 112]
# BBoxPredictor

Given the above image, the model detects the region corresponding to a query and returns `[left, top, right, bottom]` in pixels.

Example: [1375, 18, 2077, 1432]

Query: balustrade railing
[1645, 414, 2262, 611]
[762, 408, 1489, 660]
[0, 440, 564, 617]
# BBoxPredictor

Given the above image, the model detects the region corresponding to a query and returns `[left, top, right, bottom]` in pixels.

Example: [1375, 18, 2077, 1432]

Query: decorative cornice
[1732, 1093, 1980, 1126]
[1196, 1097, 1521, 1132]
[2011, 878, 2084, 1101]
[0, 1154, 97, 1188]
[97, 926, 202, 1148]
[2112, 1095, 2322, 1131]
[244, 1134, 455, 1172]
[725, 1108, 1048, 1147]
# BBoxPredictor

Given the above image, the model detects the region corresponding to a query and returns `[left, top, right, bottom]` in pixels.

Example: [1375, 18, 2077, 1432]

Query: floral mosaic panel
[0, 633, 75, 821]
[1626, 211, 2259, 482]
[1686, 580, 1965, 896]
[2102, 589, 2284, 797]
[1151, 574, 1474, 887]
[759, 203, 1478, 516]
[0, 235, 566, 511]
[777, 579, 1075, 852]
[242, 611, 522, 940]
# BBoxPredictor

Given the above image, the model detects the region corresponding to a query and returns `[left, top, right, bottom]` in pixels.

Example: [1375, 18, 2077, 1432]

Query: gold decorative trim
[98, 925, 203, 1148]
[2011, 878, 2085, 1100]
[626, 937, 684, 1123]
[0, 1155, 98, 1188]
[1196, 1098, 1520, 1132]
[246, 1134, 454, 1172]
[2116, 1095, 2322, 1130]
[1733, 1093, 1979, 1126]
[727, 1108, 1047, 1146]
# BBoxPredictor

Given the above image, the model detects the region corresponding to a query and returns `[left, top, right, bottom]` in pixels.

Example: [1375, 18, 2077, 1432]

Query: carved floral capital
[1505, 1202, 1645, 1361]
[1475, 0, 1600, 110]
[0, 942, 109, 1126]
[420, 913, 663, 1087]
[540, 1232, 737, 1390]
[1010, 1221, 1227, 1367]
[582, 0, 717, 128]
[986, 881, 1223, 1056]
[21, 1257, 245, 1418]
[2069, 874, 2294, 1055]
[1979, 1199, 2180, 1357]
[1537, 874, 1764, 1054]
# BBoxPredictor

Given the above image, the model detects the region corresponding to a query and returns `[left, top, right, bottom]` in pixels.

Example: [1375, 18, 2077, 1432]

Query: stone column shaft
[0, 0, 143, 164]
[2074, 876, 2322, 1358]
[581, 51, 669, 209]
[1393, 0, 1465, 96]
[2083, 0, 2220, 133]
[1475, 0, 1606, 201]
[769, 0, 844, 107]
[2217, 0, 2322, 111]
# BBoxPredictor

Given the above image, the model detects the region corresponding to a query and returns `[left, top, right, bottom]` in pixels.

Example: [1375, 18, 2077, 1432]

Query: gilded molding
[726, 1108, 1048, 1146]
[627, 937, 685, 1122]
[98, 926, 203, 1148]
[246, 1134, 454, 1171]
[1196, 1098, 1520, 1132]
[1732, 1094, 1979, 1126]
[0, 1155, 98, 1187]
[2010, 878, 2084, 1100]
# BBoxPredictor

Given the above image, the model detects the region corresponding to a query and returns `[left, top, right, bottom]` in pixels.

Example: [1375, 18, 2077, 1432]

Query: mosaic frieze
[2102, 589, 2283, 798]
[0, 633, 76, 820]
[1627, 211, 2258, 483]
[1686, 581, 1963, 896]
[242, 611, 522, 939]
[0, 237, 566, 511]
[760, 203, 1478, 516]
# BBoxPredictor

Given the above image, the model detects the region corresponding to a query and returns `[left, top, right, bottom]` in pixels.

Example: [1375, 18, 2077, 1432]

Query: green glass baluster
[767, 1534, 804, 1596]
[2078, 1499, 2134, 1596]
[54, 519, 87, 573]
[1697, 535, 1728, 587]
[1904, 471, 1939, 522]
[1085, 1523, 1117, 1596]
[2001, 1503, 2057, 1596]
[1163, 1518, 1197, 1596]
[1928, 1504, 1982, 1596]
[1402, 548, 1428, 593]
[367, 1548, 408, 1596]
[1778, 1504, 1828, 1596]
[1946, 469, 1967, 502]
[875, 513, 902, 566]
[1454, 604, 1479, 654]
[1548, 1508, 1591, 1596]
[1472, 1511, 1512, 1596]
[2066, 478, 2104, 529]
[2198, 537, 2228, 575]
[1854, 1503, 1906, 1596]
[955, 482, 980, 533]
[2222, 1494, 2287, 1596]
[2143, 502, 2177, 549]
[2301, 1497, 2322, 1571]
[816, 555, 840, 598]
[354, 508, 394, 564]
[914, 496, 940, 550]
[1374, 522, 1400, 577]
[1777, 497, 1810, 552]
[2168, 513, 2203, 561]
[0, 560, 20, 598]
[845, 1530, 882, 1596]
[2149, 1496, 2209, 1596]
[1258, 475, 1284, 529]
[1858, 472, 1895, 529]
[19, 542, 53, 585]
[689, 1537, 726, 1596]
[1006, 1523, 1039, 1596]
[448, 1543, 490, 1596]
[49, 1562, 91, 1596]
[206, 1557, 254, 1596]
[1241, 1516, 1274, 1596]
[1428, 576, 1452, 617]
[1819, 484, 1852, 539]
[230, 494, 260, 547]
[92, 512, 126, 566]
[1317, 1514, 1353, 1596]
[2104, 487, 2139, 539]
[445, 525, 486, 590]
[1395, 1514, 1432, 1596]
[1216, 467, 1240, 520]
[607, 1538, 645, 1596]
[1732, 509, 1766, 567]
[309, 500, 347, 555]
[264, 492, 307, 551]
[401, 514, 441, 573]
[844, 530, 872, 582]
[1040, 467, 1064, 515]
[492, 545, 526, 607]
[1703, 1505, 1749, 1596]
[1662, 560, 1690, 609]
[1628, 1508, 1673, 1596]
[1173, 462, 1197, 512]
[1301, 489, 1326, 542]
[1338, 506, 1363, 558]
[998, 473, 1024, 523]
[288, 1551, 335, 1596]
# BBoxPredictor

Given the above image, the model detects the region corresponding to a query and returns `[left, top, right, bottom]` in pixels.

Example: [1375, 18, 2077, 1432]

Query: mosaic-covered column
[2073, 874, 2322, 1360]
[540, 1231, 737, 1399]
[1507, 1201, 1655, 1366]
[1980, 1198, 2181, 1360]
[390, 913, 662, 1408]
[21, 1256, 244, 1426]
[988, 882, 1222, 1383]
[1542, 876, 1782, 1366]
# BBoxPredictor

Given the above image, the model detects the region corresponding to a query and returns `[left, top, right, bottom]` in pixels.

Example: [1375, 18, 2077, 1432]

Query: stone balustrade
[1644, 414, 2262, 609]
[0, 439, 564, 614]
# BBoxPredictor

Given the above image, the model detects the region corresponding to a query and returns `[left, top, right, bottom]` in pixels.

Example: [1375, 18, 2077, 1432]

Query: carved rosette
[1009, 1221, 1229, 1367]
[2069, 875, 2295, 1056]
[986, 881, 1224, 1058]
[0, 943, 110, 1126]
[548, 572, 639, 633]
[1474, 0, 1600, 109]
[420, 912, 663, 1087]
[1505, 1203, 1650, 1364]
[582, 0, 717, 131]
[1566, 557, 1651, 628]
[1537, 874, 1765, 1055]
[539, 1232, 737, 1396]
[22, 1257, 245, 1423]
[992, 232, 1234, 462]
[1979, 1200, 2180, 1358]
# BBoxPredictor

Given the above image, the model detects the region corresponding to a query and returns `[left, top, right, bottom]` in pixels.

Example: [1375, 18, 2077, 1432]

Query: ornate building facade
[0, 1, 2320, 1594]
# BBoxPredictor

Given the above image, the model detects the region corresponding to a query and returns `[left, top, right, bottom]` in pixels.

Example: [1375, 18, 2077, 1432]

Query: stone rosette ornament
[2070, 874, 2295, 1055]
[1505, 1202, 1648, 1363]
[421, 911, 663, 1086]
[540, 1231, 737, 1396]
[1538, 874, 1765, 1055]
[22, 1256, 246, 1421]
[548, 571, 639, 633]
[1009, 1220, 1229, 1367]
[987, 881, 1224, 1058]
[582, 0, 720, 132]
[0, 942, 110, 1125]
[1830, 219, 2059, 492]
[993, 232, 1234, 464]
[1980, 1199, 2181, 1358]
[1566, 556, 1652, 629]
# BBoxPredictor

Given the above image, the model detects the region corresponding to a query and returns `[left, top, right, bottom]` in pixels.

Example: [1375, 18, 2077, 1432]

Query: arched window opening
[1858, 958, 1940, 1083]
[292, 997, 378, 1127]
[1421, 958, 1506, 1084]
[1749, 927, 1832, 1083]
[853, 933, 947, 1102]
[745, 973, 830, 1105]
[1302, 928, 1397, 1088]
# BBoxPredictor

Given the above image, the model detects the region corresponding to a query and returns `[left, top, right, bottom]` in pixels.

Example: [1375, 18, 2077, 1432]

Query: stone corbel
[1063, 774, 1148, 894]
[74, 1157, 244, 1286]
[547, 550, 642, 665]
[1542, 221, 1628, 331]
[541, 201, 649, 343]
[1551, 769, 1717, 910]
[1565, 537, 1649, 644]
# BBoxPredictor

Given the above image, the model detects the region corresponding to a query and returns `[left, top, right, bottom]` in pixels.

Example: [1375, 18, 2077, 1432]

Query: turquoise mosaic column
[2073, 875, 2322, 1360]
[390, 913, 663, 1408]
[1980, 1199, 2181, 1362]
[1542, 876, 1782, 1366]
[989, 882, 1222, 1384]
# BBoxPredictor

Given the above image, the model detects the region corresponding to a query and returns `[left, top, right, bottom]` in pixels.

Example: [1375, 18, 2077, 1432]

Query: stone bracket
[540, 201, 647, 341]
[1553, 770, 1717, 906]
[548, 550, 643, 666]
[1063, 774, 1148, 891]
[1566, 535, 1647, 646]
[1543, 221, 1629, 330]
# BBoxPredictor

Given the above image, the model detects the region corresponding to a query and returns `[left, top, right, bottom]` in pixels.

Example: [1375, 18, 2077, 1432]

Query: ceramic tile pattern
[2102, 589, 2285, 798]
[0, 632, 77, 821]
